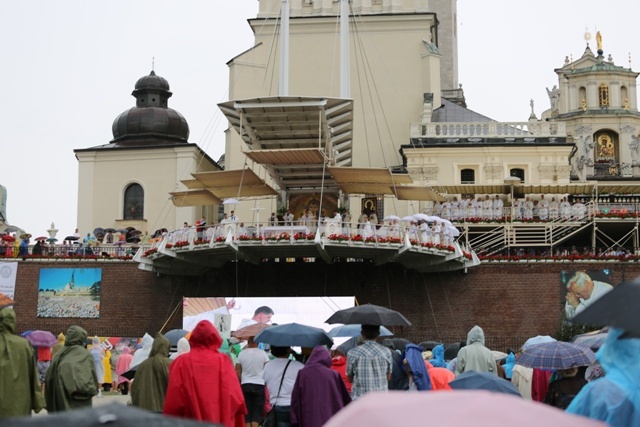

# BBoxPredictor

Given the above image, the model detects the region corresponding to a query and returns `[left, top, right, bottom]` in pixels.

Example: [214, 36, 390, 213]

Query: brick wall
[12, 260, 640, 348]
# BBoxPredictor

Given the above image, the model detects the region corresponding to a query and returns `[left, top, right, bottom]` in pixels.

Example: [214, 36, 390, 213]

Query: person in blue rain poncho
[502, 352, 516, 380]
[403, 343, 432, 391]
[566, 327, 640, 426]
[429, 344, 448, 368]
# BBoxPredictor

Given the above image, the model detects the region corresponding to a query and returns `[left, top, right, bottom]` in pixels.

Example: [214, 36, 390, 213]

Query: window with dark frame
[460, 168, 475, 184]
[510, 168, 525, 183]
[124, 183, 144, 220]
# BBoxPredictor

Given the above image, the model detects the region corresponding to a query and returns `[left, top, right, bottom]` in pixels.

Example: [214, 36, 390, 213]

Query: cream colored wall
[76, 146, 219, 235]
[225, 13, 439, 222]
[403, 145, 574, 187]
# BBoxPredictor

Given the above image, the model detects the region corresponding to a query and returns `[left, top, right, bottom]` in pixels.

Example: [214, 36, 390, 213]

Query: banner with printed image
[0, 261, 18, 307]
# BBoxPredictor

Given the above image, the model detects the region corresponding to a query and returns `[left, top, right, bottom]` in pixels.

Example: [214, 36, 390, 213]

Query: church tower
[547, 31, 640, 181]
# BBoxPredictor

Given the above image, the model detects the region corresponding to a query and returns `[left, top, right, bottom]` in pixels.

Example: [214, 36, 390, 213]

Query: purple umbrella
[25, 330, 58, 347]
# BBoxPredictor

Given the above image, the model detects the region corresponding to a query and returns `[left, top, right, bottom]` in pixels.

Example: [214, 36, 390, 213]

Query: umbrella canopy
[223, 198, 239, 205]
[232, 322, 271, 340]
[325, 304, 412, 327]
[6, 401, 220, 426]
[328, 324, 394, 338]
[412, 213, 431, 222]
[47, 238, 58, 243]
[418, 340, 442, 351]
[572, 279, 640, 337]
[2, 235, 15, 242]
[449, 370, 521, 397]
[64, 235, 80, 241]
[121, 365, 138, 381]
[34, 236, 48, 241]
[163, 329, 188, 346]
[323, 390, 606, 427]
[4, 226, 19, 233]
[104, 228, 116, 233]
[254, 323, 333, 348]
[25, 330, 58, 347]
[516, 341, 596, 370]
[521, 335, 556, 350]
[401, 215, 416, 222]
[491, 350, 508, 361]
[127, 237, 141, 243]
[571, 329, 608, 350]
[383, 215, 400, 221]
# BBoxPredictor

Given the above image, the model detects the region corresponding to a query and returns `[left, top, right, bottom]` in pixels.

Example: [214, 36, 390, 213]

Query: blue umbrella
[449, 370, 521, 397]
[516, 341, 596, 370]
[163, 329, 188, 347]
[571, 330, 608, 351]
[254, 323, 333, 348]
[328, 324, 394, 338]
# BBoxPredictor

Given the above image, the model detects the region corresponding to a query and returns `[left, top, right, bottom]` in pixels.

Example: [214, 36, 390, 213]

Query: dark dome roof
[110, 71, 189, 146]
[111, 107, 189, 144]
[134, 70, 170, 92]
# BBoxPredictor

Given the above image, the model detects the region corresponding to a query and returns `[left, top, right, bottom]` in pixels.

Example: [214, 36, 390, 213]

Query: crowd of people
[1, 303, 639, 426]
[424, 195, 592, 222]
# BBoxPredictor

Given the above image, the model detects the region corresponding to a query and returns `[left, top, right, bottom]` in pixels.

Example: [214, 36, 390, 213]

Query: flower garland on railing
[479, 254, 640, 262]
[351, 235, 363, 242]
[174, 241, 189, 248]
[463, 251, 473, 260]
[387, 237, 402, 244]
[364, 236, 377, 244]
[143, 248, 158, 257]
[595, 212, 640, 219]
[327, 234, 350, 242]
[238, 235, 263, 241]
[420, 243, 455, 252]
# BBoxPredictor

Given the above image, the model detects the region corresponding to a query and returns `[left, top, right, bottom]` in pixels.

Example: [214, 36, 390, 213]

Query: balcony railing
[410, 121, 566, 139]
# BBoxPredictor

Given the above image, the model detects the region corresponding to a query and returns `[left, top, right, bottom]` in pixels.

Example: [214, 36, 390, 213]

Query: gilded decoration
[596, 134, 615, 161]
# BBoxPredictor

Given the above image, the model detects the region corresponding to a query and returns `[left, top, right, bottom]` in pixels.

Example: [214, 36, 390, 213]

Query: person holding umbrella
[346, 325, 393, 400]
[263, 345, 304, 427]
[0, 307, 45, 416]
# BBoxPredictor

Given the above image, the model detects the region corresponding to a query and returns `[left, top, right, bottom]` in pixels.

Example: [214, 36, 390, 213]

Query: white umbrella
[383, 215, 401, 221]
[412, 213, 430, 222]
[222, 198, 239, 205]
[401, 216, 415, 222]
[445, 225, 460, 237]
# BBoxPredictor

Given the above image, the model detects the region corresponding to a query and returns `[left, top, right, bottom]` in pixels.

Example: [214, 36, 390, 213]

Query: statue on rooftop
[546, 85, 560, 112]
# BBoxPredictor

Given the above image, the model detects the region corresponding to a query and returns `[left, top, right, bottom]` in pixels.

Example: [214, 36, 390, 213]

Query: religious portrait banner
[37, 268, 102, 318]
[561, 269, 613, 321]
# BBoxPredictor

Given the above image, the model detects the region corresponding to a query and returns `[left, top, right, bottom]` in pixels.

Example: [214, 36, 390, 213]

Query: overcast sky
[2, 0, 638, 237]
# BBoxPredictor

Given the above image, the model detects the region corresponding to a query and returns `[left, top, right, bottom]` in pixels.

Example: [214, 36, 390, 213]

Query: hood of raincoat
[65, 325, 88, 347]
[149, 333, 170, 358]
[140, 333, 153, 350]
[503, 353, 516, 379]
[306, 345, 332, 368]
[597, 327, 640, 388]
[430, 344, 448, 368]
[189, 320, 222, 350]
[57, 333, 65, 343]
[0, 307, 16, 334]
[332, 354, 346, 368]
[466, 325, 485, 346]
[121, 346, 131, 355]
[176, 337, 190, 354]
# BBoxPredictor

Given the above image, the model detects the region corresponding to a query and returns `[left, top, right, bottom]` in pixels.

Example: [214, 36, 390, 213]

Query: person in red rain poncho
[163, 320, 246, 427]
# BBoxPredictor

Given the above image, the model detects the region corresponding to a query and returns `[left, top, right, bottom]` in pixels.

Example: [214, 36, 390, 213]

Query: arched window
[460, 168, 475, 184]
[579, 86, 587, 110]
[621, 85, 629, 109]
[124, 183, 144, 220]
[599, 83, 609, 108]
[510, 168, 525, 183]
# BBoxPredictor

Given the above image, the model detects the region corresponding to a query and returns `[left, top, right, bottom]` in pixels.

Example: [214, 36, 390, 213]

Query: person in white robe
[493, 196, 504, 219]
[483, 196, 493, 220]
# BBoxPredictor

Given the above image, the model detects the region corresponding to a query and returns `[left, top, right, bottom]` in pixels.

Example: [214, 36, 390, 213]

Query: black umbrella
[325, 304, 412, 326]
[6, 402, 221, 426]
[104, 228, 117, 233]
[253, 323, 333, 348]
[418, 341, 443, 351]
[572, 278, 640, 337]
[163, 329, 188, 346]
[64, 235, 80, 241]
[449, 370, 521, 397]
[121, 364, 138, 381]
